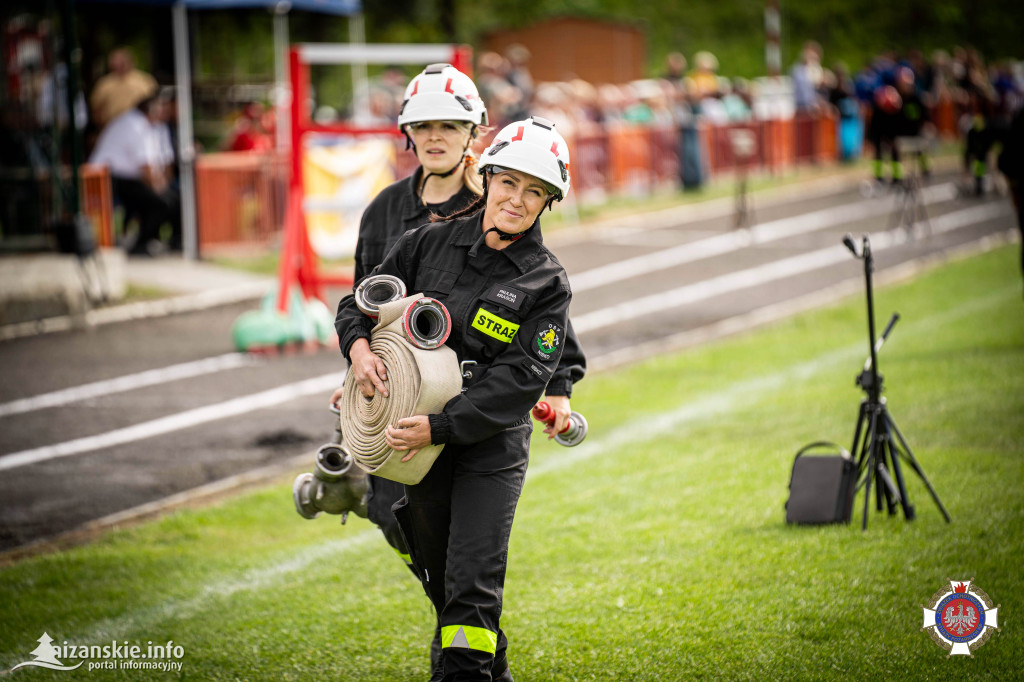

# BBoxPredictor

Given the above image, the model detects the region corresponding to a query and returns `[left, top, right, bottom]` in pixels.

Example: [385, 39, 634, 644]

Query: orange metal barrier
[648, 125, 679, 189]
[189, 113, 886, 248]
[79, 164, 114, 248]
[567, 131, 610, 203]
[933, 94, 957, 139]
[195, 152, 287, 248]
[817, 113, 837, 162]
[607, 126, 653, 194]
[762, 118, 796, 170]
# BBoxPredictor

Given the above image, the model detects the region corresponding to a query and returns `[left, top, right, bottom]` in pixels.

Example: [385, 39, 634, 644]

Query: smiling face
[483, 169, 551, 237]
[408, 120, 473, 174]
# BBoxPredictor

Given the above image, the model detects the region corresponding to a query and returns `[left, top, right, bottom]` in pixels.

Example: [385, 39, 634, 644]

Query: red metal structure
[277, 43, 474, 313]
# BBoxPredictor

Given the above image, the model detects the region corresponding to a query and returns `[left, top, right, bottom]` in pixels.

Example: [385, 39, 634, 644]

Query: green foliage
[1, 245, 1022, 679]
[454, 0, 1024, 78]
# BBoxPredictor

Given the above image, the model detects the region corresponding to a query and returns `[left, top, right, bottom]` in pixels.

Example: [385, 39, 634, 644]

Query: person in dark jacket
[336, 116, 579, 681]
[895, 66, 933, 177]
[997, 105, 1024, 290]
[332, 65, 585, 565]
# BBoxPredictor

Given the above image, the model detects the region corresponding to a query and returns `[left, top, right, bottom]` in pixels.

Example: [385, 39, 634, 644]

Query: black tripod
[843, 234, 951, 530]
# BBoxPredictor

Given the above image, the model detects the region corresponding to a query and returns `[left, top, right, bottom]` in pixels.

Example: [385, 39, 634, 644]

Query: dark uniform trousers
[394, 422, 530, 682]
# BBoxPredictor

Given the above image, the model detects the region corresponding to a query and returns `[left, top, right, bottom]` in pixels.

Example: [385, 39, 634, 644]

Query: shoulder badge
[534, 320, 563, 361]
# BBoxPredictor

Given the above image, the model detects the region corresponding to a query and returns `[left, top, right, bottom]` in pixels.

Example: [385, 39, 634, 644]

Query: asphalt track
[0, 170, 1017, 553]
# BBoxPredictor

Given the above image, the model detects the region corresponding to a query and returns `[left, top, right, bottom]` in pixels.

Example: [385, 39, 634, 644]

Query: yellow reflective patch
[471, 308, 519, 343]
[392, 547, 412, 565]
[441, 625, 498, 654]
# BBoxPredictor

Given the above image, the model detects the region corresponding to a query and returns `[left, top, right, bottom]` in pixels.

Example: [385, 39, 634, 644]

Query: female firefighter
[335, 116, 579, 681]
[330, 64, 585, 568]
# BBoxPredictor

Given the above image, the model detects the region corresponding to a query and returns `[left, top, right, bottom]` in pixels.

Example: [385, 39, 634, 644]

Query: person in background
[830, 62, 863, 162]
[894, 66, 933, 177]
[997, 98, 1024, 293]
[690, 51, 720, 102]
[503, 43, 534, 121]
[89, 47, 157, 130]
[867, 78, 904, 188]
[960, 49, 999, 196]
[663, 52, 688, 92]
[89, 90, 180, 255]
[224, 102, 273, 152]
[792, 41, 824, 114]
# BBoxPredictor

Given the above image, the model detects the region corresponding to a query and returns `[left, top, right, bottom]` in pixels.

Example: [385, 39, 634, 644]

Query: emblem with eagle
[921, 579, 1000, 656]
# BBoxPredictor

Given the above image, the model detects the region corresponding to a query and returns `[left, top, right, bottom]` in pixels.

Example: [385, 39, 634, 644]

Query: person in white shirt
[89, 91, 180, 255]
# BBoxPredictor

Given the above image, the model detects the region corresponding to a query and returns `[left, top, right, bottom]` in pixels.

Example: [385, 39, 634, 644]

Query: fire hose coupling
[293, 442, 369, 524]
[531, 401, 589, 447]
[402, 297, 452, 350]
[355, 274, 407, 319]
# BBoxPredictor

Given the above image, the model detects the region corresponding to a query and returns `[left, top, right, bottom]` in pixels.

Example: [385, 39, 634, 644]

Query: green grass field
[2, 244, 1022, 680]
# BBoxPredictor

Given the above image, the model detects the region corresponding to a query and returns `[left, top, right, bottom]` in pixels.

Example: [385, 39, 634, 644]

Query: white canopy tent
[78, 0, 362, 260]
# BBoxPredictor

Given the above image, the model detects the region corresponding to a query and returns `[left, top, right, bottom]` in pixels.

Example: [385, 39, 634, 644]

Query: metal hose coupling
[293, 406, 369, 523]
[531, 401, 589, 447]
[402, 297, 451, 349]
[355, 274, 407, 319]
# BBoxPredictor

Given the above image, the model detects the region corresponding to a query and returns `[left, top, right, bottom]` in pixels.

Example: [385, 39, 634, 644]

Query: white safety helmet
[398, 63, 488, 129]
[480, 116, 571, 201]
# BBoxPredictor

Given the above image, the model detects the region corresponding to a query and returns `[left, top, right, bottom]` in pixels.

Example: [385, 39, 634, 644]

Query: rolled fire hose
[338, 292, 462, 484]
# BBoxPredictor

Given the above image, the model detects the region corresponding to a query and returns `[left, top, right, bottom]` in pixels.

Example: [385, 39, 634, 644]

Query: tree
[28, 633, 61, 666]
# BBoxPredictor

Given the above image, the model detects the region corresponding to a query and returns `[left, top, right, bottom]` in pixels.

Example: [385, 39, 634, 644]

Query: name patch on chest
[483, 284, 526, 311]
[472, 308, 520, 343]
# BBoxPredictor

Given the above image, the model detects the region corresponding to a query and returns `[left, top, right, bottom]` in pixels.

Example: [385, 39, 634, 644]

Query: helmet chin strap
[485, 226, 528, 242]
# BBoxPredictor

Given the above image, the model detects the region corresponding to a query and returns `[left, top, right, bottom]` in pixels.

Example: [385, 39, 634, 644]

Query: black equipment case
[785, 442, 856, 524]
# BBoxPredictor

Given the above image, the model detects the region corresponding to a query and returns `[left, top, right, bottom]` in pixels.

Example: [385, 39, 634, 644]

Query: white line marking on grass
[569, 183, 956, 293]
[72, 531, 379, 647]
[0, 353, 258, 418]
[0, 372, 347, 472]
[573, 202, 1011, 334]
[532, 282, 1020, 479]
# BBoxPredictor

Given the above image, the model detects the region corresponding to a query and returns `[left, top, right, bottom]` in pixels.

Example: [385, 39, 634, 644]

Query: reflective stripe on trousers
[441, 624, 498, 654]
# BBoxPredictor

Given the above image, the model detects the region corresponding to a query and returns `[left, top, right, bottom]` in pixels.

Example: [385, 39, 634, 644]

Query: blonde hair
[454, 121, 485, 196]
[463, 152, 483, 195]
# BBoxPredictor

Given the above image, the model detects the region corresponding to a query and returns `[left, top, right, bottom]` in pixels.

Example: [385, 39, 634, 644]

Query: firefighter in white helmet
[329, 65, 585, 676]
[335, 116, 581, 681]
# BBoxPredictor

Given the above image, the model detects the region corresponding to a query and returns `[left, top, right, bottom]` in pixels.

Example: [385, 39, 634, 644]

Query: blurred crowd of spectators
[325, 42, 1023, 155]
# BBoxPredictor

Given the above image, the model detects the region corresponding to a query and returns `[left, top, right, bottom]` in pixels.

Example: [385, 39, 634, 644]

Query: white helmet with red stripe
[480, 116, 571, 201]
[398, 63, 488, 129]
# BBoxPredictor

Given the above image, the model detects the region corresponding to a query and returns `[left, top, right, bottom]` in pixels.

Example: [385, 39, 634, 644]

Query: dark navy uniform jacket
[351, 167, 585, 397]
[336, 211, 577, 445]
[353, 167, 479, 283]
